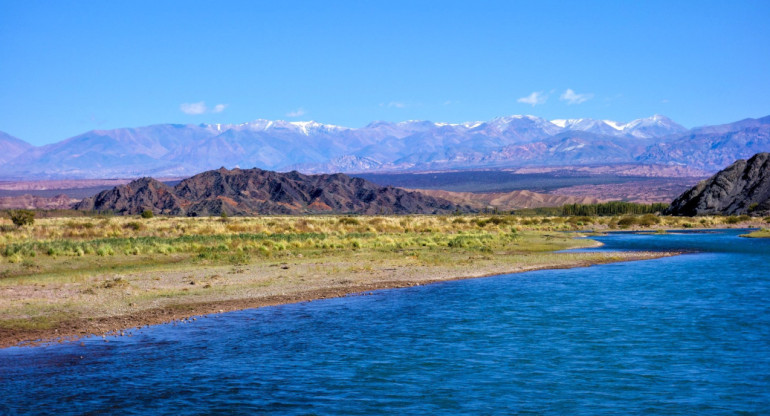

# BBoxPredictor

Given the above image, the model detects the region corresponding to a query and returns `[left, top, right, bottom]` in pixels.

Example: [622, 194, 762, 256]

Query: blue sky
[1, 0, 769, 146]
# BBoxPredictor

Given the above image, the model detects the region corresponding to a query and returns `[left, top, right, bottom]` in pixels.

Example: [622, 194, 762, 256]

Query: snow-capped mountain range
[1, 114, 768, 179]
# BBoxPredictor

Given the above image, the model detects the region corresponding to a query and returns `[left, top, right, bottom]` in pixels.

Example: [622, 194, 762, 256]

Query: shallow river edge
[0, 249, 680, 349]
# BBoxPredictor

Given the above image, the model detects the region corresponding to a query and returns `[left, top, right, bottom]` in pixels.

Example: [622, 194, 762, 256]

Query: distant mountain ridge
[0, 131, 32, 165]
[2, 114, 769, 179]
[74, 167, 470, 216]
[665, 153, 770, 216]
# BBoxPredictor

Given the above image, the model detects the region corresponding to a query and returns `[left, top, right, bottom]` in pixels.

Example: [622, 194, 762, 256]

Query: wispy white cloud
[379, 101, 406, 109]
[559, 89, 594, 105]
[442, 100, 459, 106]
[180, 101, 227, 115]
[517, 91, 547, 106]
[180, 101, 207, 115]
[286, 107, 306, 117]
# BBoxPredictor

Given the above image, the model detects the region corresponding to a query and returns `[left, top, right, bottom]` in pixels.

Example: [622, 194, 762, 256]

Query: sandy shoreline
[0, 249, 677, 348]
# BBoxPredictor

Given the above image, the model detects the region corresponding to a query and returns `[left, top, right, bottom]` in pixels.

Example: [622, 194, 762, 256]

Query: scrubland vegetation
[0, 212, 766, 345]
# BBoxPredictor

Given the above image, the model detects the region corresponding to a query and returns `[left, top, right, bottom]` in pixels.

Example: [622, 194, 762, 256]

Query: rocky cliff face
[74, 168, 469, 215]
[664, 153, 770, 216]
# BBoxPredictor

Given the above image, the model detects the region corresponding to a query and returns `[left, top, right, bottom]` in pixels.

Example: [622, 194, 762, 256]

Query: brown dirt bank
[1, 250, 677, 348]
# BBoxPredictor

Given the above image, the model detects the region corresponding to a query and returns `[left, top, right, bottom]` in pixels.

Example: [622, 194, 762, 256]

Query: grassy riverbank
[741, 228, 770, 238]
[2, 213, 761, 347]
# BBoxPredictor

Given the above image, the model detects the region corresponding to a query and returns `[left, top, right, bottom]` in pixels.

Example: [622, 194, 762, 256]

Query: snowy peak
[204, 114, 682, 139]
[481, 115, 562, 135]
[619, 115, 686, 138]
[206, 119, 350, 136]
[549, 115, 686, 138]
[287, 120, 349, 135]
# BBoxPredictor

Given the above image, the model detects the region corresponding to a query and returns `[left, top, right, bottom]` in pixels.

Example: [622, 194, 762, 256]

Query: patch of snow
[561, 143, 586, 152]
[603, 120, 625, 130]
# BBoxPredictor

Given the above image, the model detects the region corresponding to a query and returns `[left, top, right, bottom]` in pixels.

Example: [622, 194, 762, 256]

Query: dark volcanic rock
[664, 153, 770, 216]
[74, 177, 184, 215]
[76, 168, 469, 216]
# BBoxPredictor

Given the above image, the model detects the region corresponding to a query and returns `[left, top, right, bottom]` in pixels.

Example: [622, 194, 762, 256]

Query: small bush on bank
[8, 210, 35, 227]
[338, 217, 360, 225]
[124, 221, 144, 231]
[637, 214, 661, 227]
[617, 216, 638, 228]
[567, 216, 594, 226]
[141, 210, 154, 219]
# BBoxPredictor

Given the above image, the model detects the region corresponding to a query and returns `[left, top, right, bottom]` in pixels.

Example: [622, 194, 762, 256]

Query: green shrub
[725, 216, 741, 224]
[617, 216, 638, 228]
[65, 220, 94, 229]
[8, 210, 35, 227]
[338, 217, 360, 225]
[748, 202, 759, 212]
[637, 214, 661, 227]
[567, 216, 594, 226]
[141, 210, 154, 219]
[96, 245, 115, 256]
[474, 216, 512, 227]
[124, 221, 144, 231]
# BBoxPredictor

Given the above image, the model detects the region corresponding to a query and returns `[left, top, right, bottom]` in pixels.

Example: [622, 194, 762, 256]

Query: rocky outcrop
[664, 153, 770, 216]
[0, 194, 77, 210]
[74, 177, 184, 215]
[75, 168, 470, 216]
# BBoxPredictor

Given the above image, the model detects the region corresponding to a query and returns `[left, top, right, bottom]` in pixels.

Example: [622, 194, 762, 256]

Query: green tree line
[561, 202, 669, 216]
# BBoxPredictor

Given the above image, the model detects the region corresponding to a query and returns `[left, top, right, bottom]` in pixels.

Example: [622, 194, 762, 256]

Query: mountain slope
[75, 168, 469, 215]
[664, 152, 770, 216]
[639, 116, 770, 171]
[0, 131, 33, 165]
[3, 124, 219, 178]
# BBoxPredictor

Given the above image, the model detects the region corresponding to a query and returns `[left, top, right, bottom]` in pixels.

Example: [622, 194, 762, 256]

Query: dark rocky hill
[74, 168, 469, 215]
[664, 153, 770, 216]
